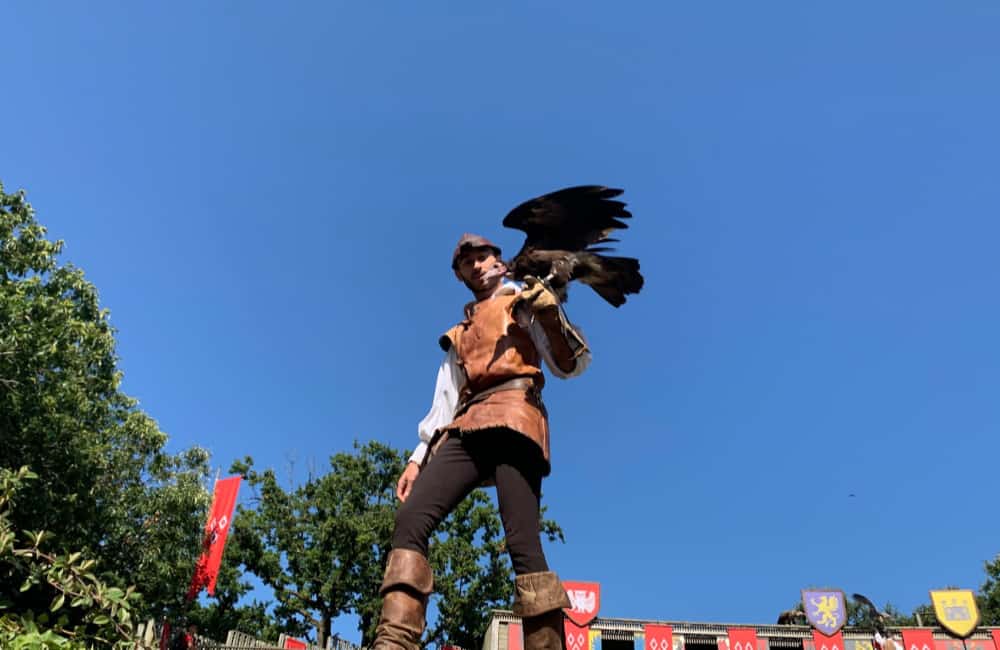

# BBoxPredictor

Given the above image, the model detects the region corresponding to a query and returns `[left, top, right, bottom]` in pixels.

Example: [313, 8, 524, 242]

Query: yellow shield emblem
[930, 589, 980, 638]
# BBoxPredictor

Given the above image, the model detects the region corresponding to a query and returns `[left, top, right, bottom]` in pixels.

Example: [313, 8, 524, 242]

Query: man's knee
[392, 501, 434, 549]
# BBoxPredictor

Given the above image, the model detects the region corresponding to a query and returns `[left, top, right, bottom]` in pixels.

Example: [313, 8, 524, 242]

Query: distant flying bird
[499, 185, 644, 307]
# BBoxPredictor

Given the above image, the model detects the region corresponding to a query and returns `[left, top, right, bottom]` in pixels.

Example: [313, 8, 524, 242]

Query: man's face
[455, 247, 503, 294]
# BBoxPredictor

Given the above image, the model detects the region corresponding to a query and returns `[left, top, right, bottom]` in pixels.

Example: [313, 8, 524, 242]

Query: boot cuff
[512, 571, 572, 617]
[380, 549, 433, 597]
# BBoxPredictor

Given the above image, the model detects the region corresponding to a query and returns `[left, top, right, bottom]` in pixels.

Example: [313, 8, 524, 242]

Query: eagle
[496, 185, 644, 307]
[776, 609, 807, 625]
[851, 592, 893, 633]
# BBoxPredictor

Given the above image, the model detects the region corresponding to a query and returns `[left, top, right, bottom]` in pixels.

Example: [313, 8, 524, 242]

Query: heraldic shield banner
[563, 581, 601, 627]
[930, 589, 980, 638]
[801, 589, 847, 636]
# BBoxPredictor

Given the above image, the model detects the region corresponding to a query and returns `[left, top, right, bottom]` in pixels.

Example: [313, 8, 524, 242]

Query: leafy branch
[1, 466, 138, 649]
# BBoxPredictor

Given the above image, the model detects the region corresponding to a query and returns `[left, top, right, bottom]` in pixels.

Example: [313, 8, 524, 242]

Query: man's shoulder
[438, 324, 462, 351]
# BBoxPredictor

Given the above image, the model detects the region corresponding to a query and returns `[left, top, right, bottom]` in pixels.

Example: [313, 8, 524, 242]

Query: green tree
[230, 441, 565, 648]
[0, 182, 211, 623]
[979, 555, 1000, 626]
[228, 442, 403, 647]
[1, 466, 138, 649]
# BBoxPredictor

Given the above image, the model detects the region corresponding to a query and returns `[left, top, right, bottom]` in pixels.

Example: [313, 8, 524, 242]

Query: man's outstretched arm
[518, 277, 591, 378]
[398, 347, 464, 501]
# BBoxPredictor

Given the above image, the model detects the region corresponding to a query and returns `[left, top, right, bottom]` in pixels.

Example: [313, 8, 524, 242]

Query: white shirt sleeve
[409, 347, 465, 465]
[527, 312, 591, 379]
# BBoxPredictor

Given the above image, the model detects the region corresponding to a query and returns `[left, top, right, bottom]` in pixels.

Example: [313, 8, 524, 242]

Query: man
[373, 234, 591, 650]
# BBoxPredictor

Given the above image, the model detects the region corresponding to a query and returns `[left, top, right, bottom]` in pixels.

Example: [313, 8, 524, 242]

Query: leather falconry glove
[520, 276, 560, 314]
[518, 276, 589, 368]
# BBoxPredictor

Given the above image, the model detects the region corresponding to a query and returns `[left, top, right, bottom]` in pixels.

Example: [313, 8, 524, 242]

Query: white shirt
[408, 283, 590, 465]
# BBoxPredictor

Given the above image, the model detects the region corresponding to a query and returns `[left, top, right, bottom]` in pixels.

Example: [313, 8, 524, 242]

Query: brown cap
[451, 233, 501, 269]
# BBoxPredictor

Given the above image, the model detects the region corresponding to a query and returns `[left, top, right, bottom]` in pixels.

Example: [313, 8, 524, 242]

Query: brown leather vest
[439, 291, 550, 469]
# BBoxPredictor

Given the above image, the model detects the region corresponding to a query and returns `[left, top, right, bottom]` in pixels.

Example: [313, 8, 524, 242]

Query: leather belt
[419, 377, 540, 471]
[456, 376, 538, 415]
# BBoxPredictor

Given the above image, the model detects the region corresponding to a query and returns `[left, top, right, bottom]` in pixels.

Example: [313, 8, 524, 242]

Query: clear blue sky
[4, 0, 1000, 639]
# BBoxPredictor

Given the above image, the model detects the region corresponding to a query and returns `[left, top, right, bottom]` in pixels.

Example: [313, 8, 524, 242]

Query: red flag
[159, 620, 171, 650]
[934, 641, 964, 650]
[901, 629, 935, 650]
[729, 628, 759, 650]
[965, 639, 998, 650]
[187, 476, 242, 598]
[564, 622, 589, 650]
[645, 625, 673, 650]
[508, 623, 523, 650]
[811, 630, 844, 650]
[284, 638, 308, 649]
[903, 629, 934, 650]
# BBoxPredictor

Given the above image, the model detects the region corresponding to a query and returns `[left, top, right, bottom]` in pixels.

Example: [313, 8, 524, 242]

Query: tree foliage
[1, 466, 138, 649]
[228, 441, 565, 648]
[227, 442, 405, 647]
[979, 555, 1000, 626]
[0, 182, 211, 623]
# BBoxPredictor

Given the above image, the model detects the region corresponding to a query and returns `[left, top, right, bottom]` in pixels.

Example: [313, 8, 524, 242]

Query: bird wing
[502, 185, 632, 254]
[852, 593, 889, 619]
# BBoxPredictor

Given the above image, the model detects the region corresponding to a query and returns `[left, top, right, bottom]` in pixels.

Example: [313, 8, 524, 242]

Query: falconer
[373, 233, 591, 650]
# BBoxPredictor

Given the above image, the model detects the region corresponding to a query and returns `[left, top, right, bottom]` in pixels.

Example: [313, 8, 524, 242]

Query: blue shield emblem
[801, 589, 847, 635]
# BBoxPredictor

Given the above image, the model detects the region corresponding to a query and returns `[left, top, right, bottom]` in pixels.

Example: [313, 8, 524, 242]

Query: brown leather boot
[373, 549, 433, 650]
[513, 572, 572, 650]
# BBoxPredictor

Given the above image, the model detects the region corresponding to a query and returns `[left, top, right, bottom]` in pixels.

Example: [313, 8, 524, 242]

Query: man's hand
[396, 461, 421, 502]
[520, 276, 560, 314]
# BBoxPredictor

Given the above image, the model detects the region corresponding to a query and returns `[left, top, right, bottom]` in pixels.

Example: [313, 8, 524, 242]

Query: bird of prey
[852, 593, 890, 619]
[852, 593, 893, 633]
[497, 185, 644, 307]
[776, 609, 808, 625]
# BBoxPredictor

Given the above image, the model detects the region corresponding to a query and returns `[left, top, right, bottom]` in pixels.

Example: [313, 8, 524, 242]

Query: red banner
[563, 581, 601, 627]
[964, 639, 998, 650]
[645, 624, 673, 650]
[284, 638, 308, 649]
[159, 621, 171, 650]
[187, 476, 242, 598]
[564, 622, 589, 650]
[507, 623, 523, 650]
[728, 628, 759, 650]
[811, 631, 844, 650]
[992, 632, 1000, 650]
[935, 641, 965, 650]
[901, 630, 935, 650]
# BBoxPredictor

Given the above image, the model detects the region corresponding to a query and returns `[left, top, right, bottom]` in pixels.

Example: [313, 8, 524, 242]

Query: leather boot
[373, 549, 433, 650]
[513, 572, 572, 650]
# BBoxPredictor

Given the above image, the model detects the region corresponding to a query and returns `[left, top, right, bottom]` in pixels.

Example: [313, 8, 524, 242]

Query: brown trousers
[392, 429, 549, 575]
